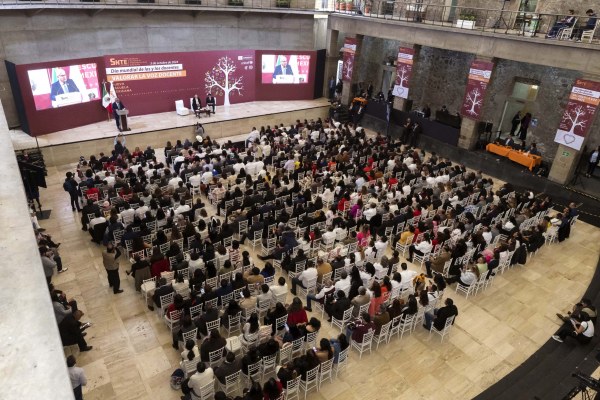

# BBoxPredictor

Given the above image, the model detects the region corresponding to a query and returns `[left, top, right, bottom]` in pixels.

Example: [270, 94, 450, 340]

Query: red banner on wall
[554, 79, 600, 151]
[392, 47, 415, 99]
[460, 60, 494, 120]
[341, 38, 357, 82]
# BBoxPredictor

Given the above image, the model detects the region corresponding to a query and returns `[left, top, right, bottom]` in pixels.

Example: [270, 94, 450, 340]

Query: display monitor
[261, 54, 311, 84]
[27, 64, 101, 111]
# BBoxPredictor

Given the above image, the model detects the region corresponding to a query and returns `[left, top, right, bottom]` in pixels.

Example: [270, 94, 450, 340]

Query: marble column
[457, 56, 497, 150]
[548, 73, 600, 185]
[340, 34, 364, 106]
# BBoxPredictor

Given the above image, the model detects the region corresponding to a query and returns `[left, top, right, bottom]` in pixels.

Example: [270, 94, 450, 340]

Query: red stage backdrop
[341, 38, 357, 82]
[14, 49, 318, 136]
[460, 60, 494, 120]
[554, 79, 600, 151]
[391, 47, 415, 100]
[104, 50, 256, 115]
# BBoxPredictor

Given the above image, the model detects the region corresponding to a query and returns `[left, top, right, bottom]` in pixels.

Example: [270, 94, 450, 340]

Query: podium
[116, 109, 131, 131]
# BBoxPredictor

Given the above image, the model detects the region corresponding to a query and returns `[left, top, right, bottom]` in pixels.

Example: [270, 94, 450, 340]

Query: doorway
[498, 80, 539, 136]
[381, 70, 392, 97]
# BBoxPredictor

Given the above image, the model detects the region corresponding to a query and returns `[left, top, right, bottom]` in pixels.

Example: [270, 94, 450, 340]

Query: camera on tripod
[562, 372, 600, 400]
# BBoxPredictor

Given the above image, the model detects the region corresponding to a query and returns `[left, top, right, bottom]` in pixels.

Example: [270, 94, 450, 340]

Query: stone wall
[536, 0, 597, 15]
[480, 59, 583, 161]
[409, 46, 474, 115]
[0, 9, 319, 128]
[350, 38, 600, 161]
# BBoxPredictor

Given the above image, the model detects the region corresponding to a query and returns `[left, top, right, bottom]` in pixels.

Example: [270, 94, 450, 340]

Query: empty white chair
[175, 100, 190, 116]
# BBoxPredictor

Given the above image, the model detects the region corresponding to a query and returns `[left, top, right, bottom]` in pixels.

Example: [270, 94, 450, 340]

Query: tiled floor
[41, 134, 600, 400]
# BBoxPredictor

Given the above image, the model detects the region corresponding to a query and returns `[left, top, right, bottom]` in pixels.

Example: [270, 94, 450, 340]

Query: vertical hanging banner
[554, 79, 600, 151]
[392, 47, 415, 99]
[460, 60, 494, 120]
[341, 38, 357, 82]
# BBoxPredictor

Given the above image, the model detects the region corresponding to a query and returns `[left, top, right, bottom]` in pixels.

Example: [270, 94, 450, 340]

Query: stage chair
[175, 100, 190, 116]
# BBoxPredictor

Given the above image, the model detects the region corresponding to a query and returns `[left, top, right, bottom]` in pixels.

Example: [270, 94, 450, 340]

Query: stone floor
[40, 138, 600, 400]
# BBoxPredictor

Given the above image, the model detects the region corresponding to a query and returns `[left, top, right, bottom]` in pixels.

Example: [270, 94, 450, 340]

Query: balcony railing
[0, 0, 334, 10]
[333, 1, 599, 45]
[1, 0, 598, 46]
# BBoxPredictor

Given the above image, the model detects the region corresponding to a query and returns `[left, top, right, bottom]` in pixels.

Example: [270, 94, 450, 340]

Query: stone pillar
[548, 73, 600, 185]
[457, 56, 496, 151]
[323, 29, 339, 100]
[340, 34, 364, 106]
[392, 44, 421, 113]
[457, 118, 479, 149]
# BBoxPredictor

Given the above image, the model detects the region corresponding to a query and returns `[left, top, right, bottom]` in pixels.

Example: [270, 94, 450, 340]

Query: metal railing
[1, 0, 597, 46]
[332, 1, 599, 44]
[0, 0, 336, 11]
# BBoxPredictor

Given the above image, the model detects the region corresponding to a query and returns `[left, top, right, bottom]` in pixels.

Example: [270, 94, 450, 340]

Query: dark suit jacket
[434, 305, 458, 331]
[192, 97, 202, 111]
[206, 96, 216, 107]
[112, 101, 126, 118]
[50, 79, 80, 101]
[272, 64, 294, 78]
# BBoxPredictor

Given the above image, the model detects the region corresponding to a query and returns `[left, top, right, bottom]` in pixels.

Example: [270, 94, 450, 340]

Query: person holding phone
[552, 312, 594, 344]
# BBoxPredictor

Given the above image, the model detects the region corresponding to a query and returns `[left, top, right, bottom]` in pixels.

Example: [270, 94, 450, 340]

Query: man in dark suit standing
[206, 93, 216, 114]
[112, 97, 126, 132]
[50, 68, 80, 103]
[272, 57, 293, 79]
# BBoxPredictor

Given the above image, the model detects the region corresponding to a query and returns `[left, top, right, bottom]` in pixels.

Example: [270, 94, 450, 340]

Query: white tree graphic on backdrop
[204, 56, 244, 107]
[562, 105, 587, 135]
[396, 65, 409, 89]
[465, 88, 482, 115]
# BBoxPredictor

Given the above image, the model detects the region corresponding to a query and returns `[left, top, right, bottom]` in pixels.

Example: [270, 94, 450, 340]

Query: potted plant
[335, 0, 342, 11]
[456, 10, 476, 29]
[364, 0, 372, 14]
[276, 0, 290, 7]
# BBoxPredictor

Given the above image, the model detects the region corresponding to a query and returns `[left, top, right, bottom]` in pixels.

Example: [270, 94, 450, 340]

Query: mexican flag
[102, 81, 114, 114]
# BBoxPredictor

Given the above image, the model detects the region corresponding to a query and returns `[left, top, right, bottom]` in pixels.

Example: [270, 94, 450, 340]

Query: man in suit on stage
[272, 56, 293, 79]
[206, 93, 216, 114]
[50, 68, 80, 103]
[192, 94, 202, 117]
[112, 98, 126, 132]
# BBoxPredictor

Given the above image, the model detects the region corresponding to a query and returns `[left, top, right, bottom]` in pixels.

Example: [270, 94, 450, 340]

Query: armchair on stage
[175, 100, 190, 116]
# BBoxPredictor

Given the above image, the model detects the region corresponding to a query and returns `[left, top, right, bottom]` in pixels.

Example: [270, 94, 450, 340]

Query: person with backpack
[63, 172, 81, 212]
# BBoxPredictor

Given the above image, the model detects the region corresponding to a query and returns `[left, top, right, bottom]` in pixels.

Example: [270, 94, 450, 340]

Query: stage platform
[10, 99, 330, 167]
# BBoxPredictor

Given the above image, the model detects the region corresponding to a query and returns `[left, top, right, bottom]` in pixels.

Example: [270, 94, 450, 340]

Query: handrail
[332, 1, 598, 44]
[0, 0, 597, 45]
